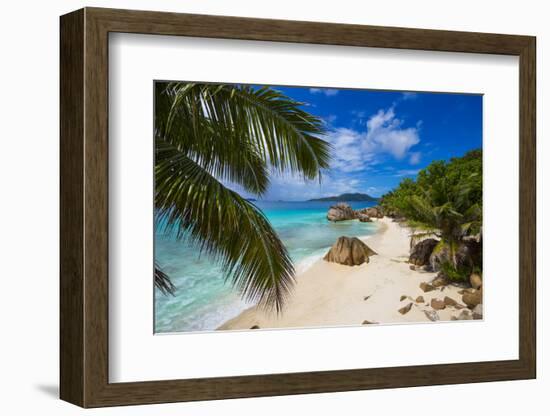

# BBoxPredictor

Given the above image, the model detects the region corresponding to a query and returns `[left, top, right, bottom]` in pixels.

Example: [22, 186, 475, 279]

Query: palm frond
[159, 83, 332, 183]
[155, 140, 295, 312]
[154, 263, 176, 296]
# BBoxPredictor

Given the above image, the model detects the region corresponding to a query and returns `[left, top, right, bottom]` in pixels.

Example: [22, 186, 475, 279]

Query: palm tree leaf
[159, 82, 332, 182]
[155, 140, 295, 312]
[154, 263, 176, 295]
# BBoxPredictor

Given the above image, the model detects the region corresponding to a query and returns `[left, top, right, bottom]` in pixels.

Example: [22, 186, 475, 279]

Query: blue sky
[239, 85, 482, 201]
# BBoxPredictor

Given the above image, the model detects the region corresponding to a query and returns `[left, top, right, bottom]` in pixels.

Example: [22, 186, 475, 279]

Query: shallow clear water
[154, 200, 378, 333]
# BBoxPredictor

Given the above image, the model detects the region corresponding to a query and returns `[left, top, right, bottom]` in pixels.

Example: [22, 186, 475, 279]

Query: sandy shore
[218, 217, 468, 331]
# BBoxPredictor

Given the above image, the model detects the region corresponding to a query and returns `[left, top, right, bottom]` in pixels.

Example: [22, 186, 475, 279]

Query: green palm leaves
[154, 82, 331, 312]
[380, 150, 482, 270]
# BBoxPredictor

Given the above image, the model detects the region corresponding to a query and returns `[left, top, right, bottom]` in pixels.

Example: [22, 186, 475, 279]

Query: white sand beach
[218, 217, 469, 330]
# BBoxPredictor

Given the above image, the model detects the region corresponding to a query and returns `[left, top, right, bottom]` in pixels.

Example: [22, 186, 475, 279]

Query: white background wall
[0, 1, 545, 414]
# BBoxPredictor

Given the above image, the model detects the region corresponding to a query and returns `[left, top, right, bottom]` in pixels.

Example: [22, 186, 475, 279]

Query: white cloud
[364, 108, 420, 159]
[325, 107, 421, 173]
[309, 88, 339, 97]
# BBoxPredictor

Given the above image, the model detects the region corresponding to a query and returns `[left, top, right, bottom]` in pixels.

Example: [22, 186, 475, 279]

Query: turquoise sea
[154, 200, 379, 333]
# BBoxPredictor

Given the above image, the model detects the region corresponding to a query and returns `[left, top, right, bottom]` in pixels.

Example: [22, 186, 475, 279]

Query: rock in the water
[409, 238, 439, 266]
[420, 282, 435, 293]
[416, 296, 425, 303]
[362, 320, 378, 325]
[398, 302, 413, 315]
[431, 298, 446, 310]
[462, 288, 483, 308]
[409, 264, 416, 271]
[424, 310, 440, 322]
[444, 296, 458, 307]
[357, 213, 372, 222]
[472, 304, 483, 319]
[357, 206, 384, 218]
[323, 236, 377, 266]
[470, 273, 483, 289]
[327, 203, 356, 222]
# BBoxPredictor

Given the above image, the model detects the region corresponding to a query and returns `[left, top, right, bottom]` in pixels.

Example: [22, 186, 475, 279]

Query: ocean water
[154, 200, 378, 333]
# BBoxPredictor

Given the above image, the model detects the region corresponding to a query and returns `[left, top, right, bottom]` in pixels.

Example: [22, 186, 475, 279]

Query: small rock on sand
[432, 275, 448, 287]
[452, 310, 473, 320]
[400, 295, 407, 301]
[424, 310, 440, 322]
[444, 296, 458, 307]
[472, 304, 483, 319]
[250, 325, 260, 329]
[462, 288, 483, 308]
[362, 320, 378, 325]
[398, 303, 413, 315]
[415, 296, 425, 303]
[431, 298, 446, 310]
[420, 282, 435, 293]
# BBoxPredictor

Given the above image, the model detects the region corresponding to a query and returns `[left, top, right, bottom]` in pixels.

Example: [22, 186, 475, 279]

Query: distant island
[308, 193, 380, 202]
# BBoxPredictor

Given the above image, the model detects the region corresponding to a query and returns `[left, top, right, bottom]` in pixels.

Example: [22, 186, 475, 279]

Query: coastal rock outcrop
[357, 206, 384, 219]
[323, 236, 377, 266]
[409, 238, 439, 266]
[327, 203, 356, 222]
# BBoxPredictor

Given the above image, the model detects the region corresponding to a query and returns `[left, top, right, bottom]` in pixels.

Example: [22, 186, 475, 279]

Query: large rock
[357, 206, 384, 219]
[429, 239, 482, 273]
[327, 203, 356, 222]
[409, 238, 439, 266]
[323, 236, 377, 266]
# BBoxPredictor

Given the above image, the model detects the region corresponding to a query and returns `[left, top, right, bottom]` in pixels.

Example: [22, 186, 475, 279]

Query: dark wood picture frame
[60, 7, 536, 408]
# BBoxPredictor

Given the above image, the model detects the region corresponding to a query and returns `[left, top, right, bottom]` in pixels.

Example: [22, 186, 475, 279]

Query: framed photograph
[60, 7, 536, 408]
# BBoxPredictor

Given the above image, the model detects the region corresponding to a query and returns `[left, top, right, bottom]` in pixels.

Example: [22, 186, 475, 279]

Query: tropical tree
[380, 150, 482, 280]
[154, 82, 331, 311]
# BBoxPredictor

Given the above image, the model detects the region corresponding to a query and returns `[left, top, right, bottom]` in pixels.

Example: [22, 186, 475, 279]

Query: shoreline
[217, 217, 468, 331]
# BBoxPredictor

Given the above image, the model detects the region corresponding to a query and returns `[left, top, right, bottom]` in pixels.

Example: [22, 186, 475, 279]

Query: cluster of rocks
[326, 203, 384, 223]
[412, 271, 483, 321]
[323, 236, 377, 266]
[407, 233, 482, 276]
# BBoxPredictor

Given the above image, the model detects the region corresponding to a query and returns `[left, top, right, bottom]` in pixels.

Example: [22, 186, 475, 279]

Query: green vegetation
[380, 149, 482, 280]
[308, 192, 379, 202]
[154, 82, 331, 311]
